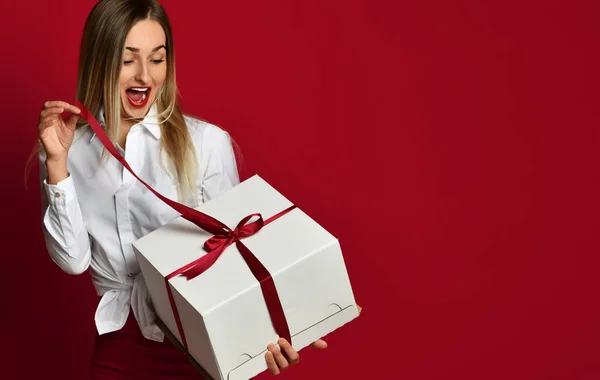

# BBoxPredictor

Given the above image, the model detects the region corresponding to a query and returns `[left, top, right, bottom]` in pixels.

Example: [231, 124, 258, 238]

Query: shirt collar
[90, 104, 162, 142]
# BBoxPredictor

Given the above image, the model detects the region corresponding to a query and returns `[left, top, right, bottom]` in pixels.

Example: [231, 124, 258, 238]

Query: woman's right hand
[38, 101, 81, 160]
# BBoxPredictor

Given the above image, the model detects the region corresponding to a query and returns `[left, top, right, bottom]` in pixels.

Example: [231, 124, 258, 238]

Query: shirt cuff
[44, 175, 76, 204]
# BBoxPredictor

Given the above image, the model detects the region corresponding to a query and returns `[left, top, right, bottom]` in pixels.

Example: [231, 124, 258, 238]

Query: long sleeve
[39, 156, 92, 275]
[200, 126, 241, 202]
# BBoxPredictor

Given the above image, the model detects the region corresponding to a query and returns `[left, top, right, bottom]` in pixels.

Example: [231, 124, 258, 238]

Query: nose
[134, 61, 150, 84]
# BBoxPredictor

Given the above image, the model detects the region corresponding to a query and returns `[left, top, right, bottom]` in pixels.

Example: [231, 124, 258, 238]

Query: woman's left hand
[264, 304, 362, 375]
[265, 338, 328, 375]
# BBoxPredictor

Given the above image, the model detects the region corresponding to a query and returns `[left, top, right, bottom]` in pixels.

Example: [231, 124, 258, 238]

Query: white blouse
[39, 105, 240, 342]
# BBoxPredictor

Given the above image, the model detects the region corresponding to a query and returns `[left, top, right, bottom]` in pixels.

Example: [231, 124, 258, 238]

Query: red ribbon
[74, 101, 293, 349]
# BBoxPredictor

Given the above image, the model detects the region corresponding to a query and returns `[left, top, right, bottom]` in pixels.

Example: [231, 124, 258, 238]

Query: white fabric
[39, 105, 240, 342]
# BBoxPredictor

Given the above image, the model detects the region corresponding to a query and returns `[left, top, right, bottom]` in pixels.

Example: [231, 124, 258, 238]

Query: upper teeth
[130, 88, 148, 92]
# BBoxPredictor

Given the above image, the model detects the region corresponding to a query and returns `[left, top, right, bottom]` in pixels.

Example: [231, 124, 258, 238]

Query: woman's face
[120, 19, 167, 120]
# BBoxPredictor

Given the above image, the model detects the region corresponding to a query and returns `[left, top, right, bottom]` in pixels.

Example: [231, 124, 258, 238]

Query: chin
[122, 104, 150, 119]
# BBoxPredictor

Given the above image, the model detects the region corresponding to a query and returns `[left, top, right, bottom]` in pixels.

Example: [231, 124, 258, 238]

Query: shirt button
[54, 193, 61, 198]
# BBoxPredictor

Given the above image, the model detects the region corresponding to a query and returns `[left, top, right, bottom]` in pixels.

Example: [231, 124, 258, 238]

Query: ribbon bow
[205, 213, 264, 252]
[166, 213, 266, 281]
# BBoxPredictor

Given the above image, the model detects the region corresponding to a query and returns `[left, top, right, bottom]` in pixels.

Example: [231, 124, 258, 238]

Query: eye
[123, 60, 134, 65]
[152, 59, 165, 64]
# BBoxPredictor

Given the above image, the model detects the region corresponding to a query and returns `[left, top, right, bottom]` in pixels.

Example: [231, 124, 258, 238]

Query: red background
[2, 0, 599, 379]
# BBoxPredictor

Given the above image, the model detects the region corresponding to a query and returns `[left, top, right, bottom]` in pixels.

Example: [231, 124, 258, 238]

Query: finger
[278, 338, 299, 365]
[44, 101, 81, 114]
[265, 350, 280, 375]
[40, 107, 64, 119]
[38, 117, 58, 132]
[38, 117, 56, 133]
[66, 114, 80, 130]
[268, 342, 289, 371]
[357, 304, 362, 313]
[311, 339, 328, 349]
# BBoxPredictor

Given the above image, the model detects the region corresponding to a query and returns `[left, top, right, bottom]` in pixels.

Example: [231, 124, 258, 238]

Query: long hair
[77, 0, 197, 203]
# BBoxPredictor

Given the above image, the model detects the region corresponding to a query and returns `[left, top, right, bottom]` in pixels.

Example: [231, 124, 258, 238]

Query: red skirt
[89, 308, 203, 379]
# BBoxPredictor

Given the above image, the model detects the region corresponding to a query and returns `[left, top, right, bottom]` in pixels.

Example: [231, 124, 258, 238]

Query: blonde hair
[77, 0, 197, 204]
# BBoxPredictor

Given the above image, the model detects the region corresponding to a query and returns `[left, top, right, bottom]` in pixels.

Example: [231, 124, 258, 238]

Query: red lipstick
[126, 87, 151, 108]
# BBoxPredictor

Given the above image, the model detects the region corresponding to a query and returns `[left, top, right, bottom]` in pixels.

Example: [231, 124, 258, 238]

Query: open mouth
[125, 87, 151, 108]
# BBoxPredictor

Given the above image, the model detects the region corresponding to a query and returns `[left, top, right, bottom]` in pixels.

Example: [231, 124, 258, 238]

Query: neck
[120, 118, 136, 131]
[118, 118, 137, 148]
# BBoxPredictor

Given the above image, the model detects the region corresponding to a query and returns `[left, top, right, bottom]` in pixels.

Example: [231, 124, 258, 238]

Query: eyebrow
[125, 44, 167, 53]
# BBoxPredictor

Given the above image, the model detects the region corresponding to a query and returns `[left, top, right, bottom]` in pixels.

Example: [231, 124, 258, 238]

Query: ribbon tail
[164, 277, 188, 350]
[76, 101, 297, 351]
[236, 241, 291, 344]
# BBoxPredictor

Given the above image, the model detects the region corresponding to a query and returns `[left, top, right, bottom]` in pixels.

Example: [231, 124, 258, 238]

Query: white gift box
[133, 175, 359, 380]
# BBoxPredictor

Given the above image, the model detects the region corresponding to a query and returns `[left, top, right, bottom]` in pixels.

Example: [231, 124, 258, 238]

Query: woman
[37, 0, 327, 378]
